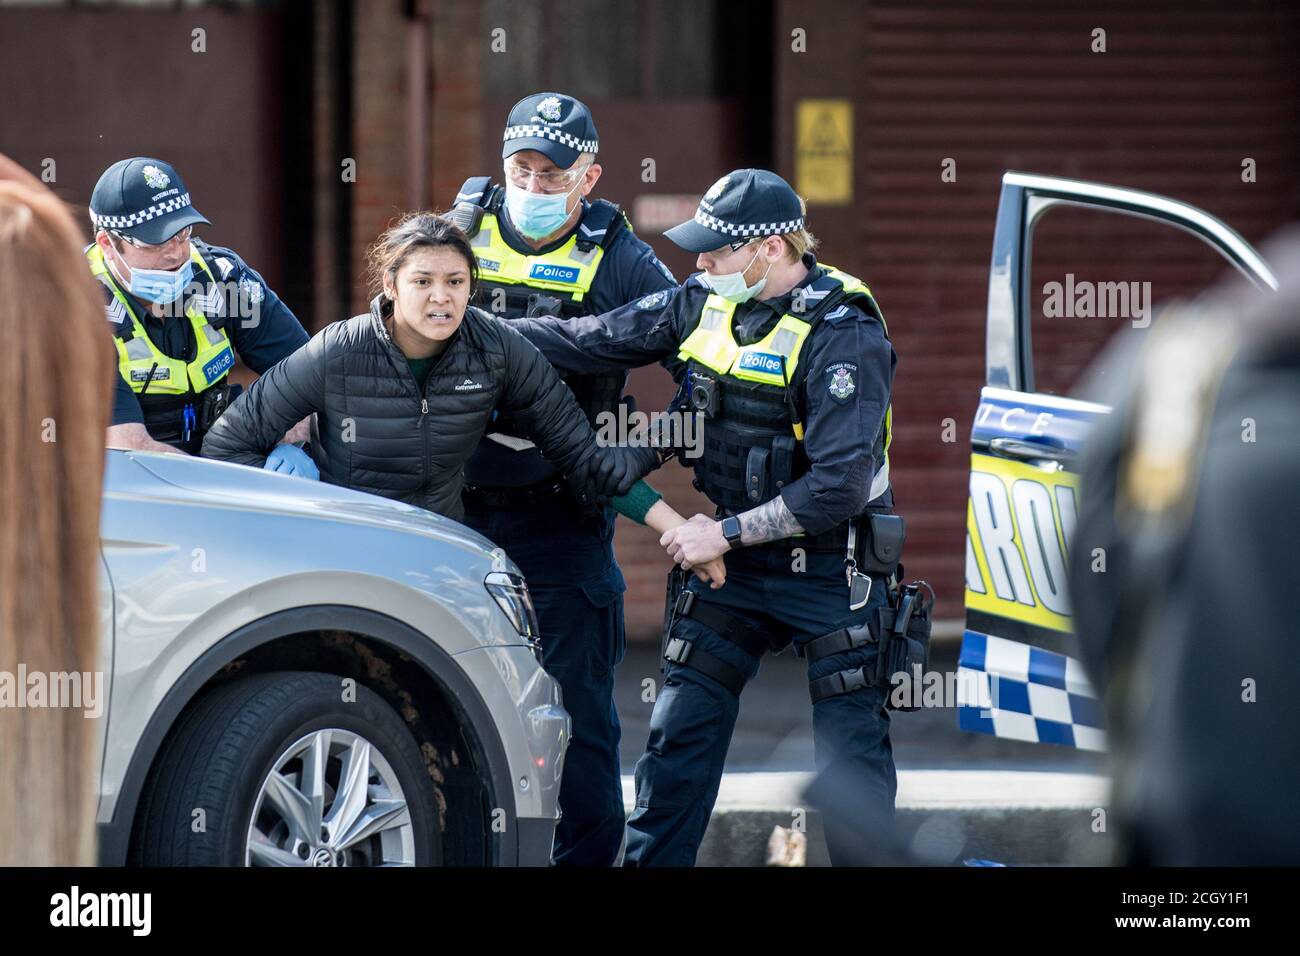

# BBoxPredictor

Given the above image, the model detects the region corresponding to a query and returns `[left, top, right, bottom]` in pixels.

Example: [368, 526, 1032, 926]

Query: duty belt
[463, 478, 572, 509]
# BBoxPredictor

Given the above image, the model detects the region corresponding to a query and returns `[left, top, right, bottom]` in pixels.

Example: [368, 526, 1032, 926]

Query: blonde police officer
[511, 169, 903, 866]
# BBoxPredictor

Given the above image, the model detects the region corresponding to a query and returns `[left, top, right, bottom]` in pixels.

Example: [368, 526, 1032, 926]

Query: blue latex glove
[264, 443, 319, 480]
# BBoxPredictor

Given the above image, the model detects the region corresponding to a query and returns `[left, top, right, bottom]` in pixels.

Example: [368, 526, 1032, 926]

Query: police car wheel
[130, 672, 440, 867]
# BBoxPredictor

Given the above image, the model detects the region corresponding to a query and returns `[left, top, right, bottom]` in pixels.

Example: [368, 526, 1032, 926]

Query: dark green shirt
[406, 355, 435, 390]
[405, 348, 661, 522]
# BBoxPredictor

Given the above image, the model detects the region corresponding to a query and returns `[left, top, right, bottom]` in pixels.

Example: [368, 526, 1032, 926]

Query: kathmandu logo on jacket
[454, 377, 483, 392]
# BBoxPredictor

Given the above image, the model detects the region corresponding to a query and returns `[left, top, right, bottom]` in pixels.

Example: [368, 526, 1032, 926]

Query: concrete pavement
[611, 637, 1113, 865]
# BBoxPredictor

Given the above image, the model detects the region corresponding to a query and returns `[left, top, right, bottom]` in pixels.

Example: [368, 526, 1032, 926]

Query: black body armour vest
[681, 277, 891, 548]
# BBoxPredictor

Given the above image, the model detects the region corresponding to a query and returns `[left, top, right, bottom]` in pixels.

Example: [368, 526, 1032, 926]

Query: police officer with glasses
[90, 156, 313, 471]
[446, 93, 678, 867]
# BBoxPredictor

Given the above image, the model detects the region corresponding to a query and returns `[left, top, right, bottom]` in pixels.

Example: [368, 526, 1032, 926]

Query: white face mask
[701, 243, 773, 303]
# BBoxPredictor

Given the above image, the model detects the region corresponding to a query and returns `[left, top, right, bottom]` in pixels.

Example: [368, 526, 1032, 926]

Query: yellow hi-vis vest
[676, 265, 894, 501]
[466, 209, 607, 303]
[88, 244, 235, 396]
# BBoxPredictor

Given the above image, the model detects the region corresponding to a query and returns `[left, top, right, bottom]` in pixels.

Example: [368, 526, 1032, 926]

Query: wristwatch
[720, 516, 743, 547]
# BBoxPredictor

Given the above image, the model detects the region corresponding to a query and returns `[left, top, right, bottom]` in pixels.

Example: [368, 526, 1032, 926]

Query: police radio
[445, 202, 484, 239]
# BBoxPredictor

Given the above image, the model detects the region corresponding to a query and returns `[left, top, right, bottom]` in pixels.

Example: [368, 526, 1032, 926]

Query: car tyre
[131, 670, 440, 866]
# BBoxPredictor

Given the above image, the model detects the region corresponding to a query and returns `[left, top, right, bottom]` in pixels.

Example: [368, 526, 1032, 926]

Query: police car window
[1027, 204, 1232, 398]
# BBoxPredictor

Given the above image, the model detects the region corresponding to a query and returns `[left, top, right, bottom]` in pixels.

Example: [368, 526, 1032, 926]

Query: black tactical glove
[564, 453, 601, 505]
[592, 445, 662, 499]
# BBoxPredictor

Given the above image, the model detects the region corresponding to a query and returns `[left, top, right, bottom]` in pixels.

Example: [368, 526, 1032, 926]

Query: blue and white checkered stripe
[693, 209, 805, 238]
[90, 192, 195, 230]
[503, 124, 598, 154]
[956, 629, 1107, 752]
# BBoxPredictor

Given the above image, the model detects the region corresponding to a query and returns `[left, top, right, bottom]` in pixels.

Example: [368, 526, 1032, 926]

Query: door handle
[988, 437, 1074, 466]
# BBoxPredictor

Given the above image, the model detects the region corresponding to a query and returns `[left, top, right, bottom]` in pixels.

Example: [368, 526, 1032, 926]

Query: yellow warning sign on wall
[795, 99, 853, 205]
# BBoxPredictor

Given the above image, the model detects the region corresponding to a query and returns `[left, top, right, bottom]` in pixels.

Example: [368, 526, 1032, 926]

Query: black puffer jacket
[202, 297, 602, 522]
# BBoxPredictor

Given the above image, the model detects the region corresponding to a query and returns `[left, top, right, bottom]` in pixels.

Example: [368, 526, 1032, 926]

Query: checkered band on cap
[693, 208, 805, 237]
[503, 124, 598, 155]
[90, 192, 195, 230]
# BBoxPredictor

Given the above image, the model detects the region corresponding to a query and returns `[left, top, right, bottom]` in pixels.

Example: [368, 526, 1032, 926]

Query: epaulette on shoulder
[577, 198, 625, 251]
[454, 176, 494, 209]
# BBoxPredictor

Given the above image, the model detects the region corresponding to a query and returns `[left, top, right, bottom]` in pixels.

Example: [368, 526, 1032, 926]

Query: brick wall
[338, 1, 720, 641]
[334, 0, 1300, 644]
[774, 0, 1300, 637]
[348, 3, 409, 316]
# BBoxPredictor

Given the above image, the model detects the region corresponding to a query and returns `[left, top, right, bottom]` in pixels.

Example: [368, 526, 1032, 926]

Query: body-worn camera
[689, 370, 721, 417]
[525, 292, 564, 318]
[199, 382, 242, 432]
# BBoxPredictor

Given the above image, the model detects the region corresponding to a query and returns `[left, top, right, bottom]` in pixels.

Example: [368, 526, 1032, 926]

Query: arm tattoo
[737, 496, 805, 546]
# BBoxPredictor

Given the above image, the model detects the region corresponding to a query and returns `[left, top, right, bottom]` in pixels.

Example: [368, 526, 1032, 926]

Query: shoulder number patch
[825, 361, 857, 403]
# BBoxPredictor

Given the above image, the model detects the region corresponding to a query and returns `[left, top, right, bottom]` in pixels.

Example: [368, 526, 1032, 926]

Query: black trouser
[463, 494, 627, 867]
[625, 547, 896, 866]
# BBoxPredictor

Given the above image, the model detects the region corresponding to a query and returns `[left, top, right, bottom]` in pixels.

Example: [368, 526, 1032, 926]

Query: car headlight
[484, 571, 541, 650]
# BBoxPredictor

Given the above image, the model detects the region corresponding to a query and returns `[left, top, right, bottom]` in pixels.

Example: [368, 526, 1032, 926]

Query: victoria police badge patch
[537, 96, 563, 122]
[238, 275, 265, 305]
[634, 289, 671, 311]
[826, 361, 857, 403]
[142, 164, 170, 190]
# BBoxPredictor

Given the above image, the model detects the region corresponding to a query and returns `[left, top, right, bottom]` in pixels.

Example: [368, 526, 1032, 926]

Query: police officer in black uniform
[512, 169, 908, 866]
[447, 93, 677, 866]
[90, 157, 312, 468]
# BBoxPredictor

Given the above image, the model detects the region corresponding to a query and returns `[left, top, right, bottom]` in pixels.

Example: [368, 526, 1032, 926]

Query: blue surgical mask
[701, 244, 773, 303]
[504, 179, 582, 240]
[125, 259, 194, 305]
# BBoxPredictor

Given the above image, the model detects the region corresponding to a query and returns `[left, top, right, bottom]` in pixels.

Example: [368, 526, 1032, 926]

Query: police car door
[957, 171, 1277, 751]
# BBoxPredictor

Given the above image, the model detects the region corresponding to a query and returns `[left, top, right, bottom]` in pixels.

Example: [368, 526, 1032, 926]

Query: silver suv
[95, 449, 569, 866]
